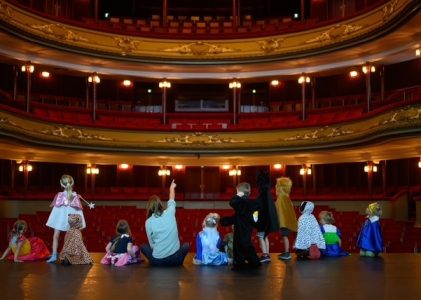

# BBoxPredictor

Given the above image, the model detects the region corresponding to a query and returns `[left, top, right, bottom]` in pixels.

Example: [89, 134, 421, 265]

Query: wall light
[86, 166, 99, 174]
[418, 159, 421, 168]
[122, 80, 132, 87]
[88, 74, 100, 83]
[229, 81, 241, 89]
[416, 49, 420, 57]
[273, 163, 282, 170]
[271, 80, 279, 86]
[364, 162, 378, 173]
[18, 162, 33, 172]
[229, 168, 241, 176]
[41, 71, 50, 78]
[349, 70, 359, 78]
[174, 165, 183, 170]
[362, 65, 376, 74]
[147, 89, 152, 94]
[299, 165, 312, 176]
[298, 75, 310, 84]
[21, 63, 34, 73]
[159, 81, 171, 88]
[158, 168, 171, 176]
[119, 163, 129, 170]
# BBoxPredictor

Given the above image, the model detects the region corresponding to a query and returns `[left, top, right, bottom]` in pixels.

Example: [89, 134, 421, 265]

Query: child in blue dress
[318, 211, 348, 257]
[357, 202, 383, 257]
[193, 213, 228, 266]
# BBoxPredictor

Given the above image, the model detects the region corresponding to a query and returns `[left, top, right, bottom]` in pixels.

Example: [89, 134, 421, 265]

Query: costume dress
[194, 227, 228, 265]
[320, 224, 348, 257]
[295, 201, 326, 251]
[255, 171, 279, 236]
[46, 191, 86, 231]
[221, 195, 260, 268]
[275, 178, 298, 232]
[101, 234, 140, 267]
[7, 235, 50, 261]
[59, 214, 92, 265]
[357, 216, 383, 254]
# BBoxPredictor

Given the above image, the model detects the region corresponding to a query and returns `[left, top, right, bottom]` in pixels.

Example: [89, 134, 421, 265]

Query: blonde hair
[236, 182, 251, 197]
[203, 213, 220, 228]
[146, 195, 164, 218]
[319, 211, 335, 224]
[60, 174, 74, 190]
[276, 177, 292, 196]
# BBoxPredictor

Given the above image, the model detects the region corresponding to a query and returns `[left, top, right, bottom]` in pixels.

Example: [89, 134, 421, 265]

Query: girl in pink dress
[46, 174, 87, 263]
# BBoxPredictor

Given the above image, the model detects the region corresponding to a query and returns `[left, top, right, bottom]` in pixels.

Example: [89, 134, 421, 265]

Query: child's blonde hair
[60, 174, 74, 190]
[236, 182, 251, 197]
[203, 213, 220, 228]
[319, 211, 335, 224]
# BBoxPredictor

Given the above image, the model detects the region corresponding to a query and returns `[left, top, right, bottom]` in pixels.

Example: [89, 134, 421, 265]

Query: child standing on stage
[193, 213, 228, 266]
[357, 202, 383, 257]
[255, 170, 279, 263]
[318, 211, 348, 257]
[221, 182, 261, 270]
[0, 220, 50, 262]
[46, 174, 86, 263]
[275, 177, 298, 260]
[101, 219, 140, 266]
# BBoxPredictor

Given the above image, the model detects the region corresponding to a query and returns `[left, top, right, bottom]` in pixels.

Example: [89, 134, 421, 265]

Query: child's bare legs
[279, 228, 292, 260]
[47, 229, 60, 263]
[283, 236, 290, 253]
[257, 233, 271, 262]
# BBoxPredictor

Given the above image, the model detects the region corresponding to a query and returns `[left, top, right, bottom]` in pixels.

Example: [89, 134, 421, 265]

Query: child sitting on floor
[193, 213, 228, 266]
[0, 220, 50, 262]
[59, 214, 93, 265]
[295, 201, 326, 259]
[318, 211, 348, 257]
[101, 219, 140, 266]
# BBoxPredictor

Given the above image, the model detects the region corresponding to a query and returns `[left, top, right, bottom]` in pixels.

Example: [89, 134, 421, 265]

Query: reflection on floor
[1, 253, 421, 300]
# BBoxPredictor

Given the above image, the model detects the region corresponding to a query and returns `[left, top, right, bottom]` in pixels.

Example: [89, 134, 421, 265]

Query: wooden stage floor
[1, 253, 421, 300]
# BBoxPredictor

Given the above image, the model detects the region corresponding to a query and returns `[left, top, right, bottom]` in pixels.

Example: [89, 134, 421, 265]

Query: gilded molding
[0, 0, 413, 61]
[163, 41, 236, 56]
[153, 132, 247, 145]
[0, 103, 421, 153]
[305, 24, 363, 44]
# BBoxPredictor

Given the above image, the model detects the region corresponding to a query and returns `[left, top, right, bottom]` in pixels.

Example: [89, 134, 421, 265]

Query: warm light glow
[300, 166, 311, 175]
[298, 76, 310, 84]
[86, 166, 99, 174]
[362, 65, 376, 74]
[418, 161, 421, 168]
[252, 89, 256, 94]
[122, 80, 132, 87]
[21, 64, 34, 73]
[372, 165, 378, 173]
[88, 74, 100, 83]
[271, 80, 279, 86]
[364, 165, 369, 173]
[26, 164, 33, 172]
[416, 49, 421, 57]
[228, 169, 241, 176]
[222, 165, 231, 170]
[349, 70, 359, 78]
[159, 81, 171, 88]
[229, 81, 241, 89]
[18, 165, 24, 172]
[41, 71, 50, 78]
[18, 163, 33, 172]
[174, 165, 183, 170]
[119, 163, 129, 170]
[299, 168, 305, 175]
[147, 89, 152, 94]
[307, 168, 312, 175]
[158, 169, 171, 176]
[273, 163, 282, 170]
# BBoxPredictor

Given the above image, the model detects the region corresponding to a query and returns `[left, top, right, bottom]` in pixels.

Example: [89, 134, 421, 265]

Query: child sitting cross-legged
[101, 219, 140, 267]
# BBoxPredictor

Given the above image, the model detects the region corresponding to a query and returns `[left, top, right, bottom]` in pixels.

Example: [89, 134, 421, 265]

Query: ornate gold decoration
[382, 0, 399, 21]
[163, 41, 235, 56]
[38, 125, 112, 141]
[0, 1, 11, 21]
[113, 37, 141, 56]
[30, 23, 88, 42]
[283, 126, 355, 141]
[258, 38, 285, 53]
[153, 132, 246, 145]
[305, 24, 363, 44]
[0, 117, 18, 127]
[380, 106, 421, 125]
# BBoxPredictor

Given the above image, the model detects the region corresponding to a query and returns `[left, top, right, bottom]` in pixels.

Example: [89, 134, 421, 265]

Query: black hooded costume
[255, 170, 279, 237]
[221, 193, 260, 268]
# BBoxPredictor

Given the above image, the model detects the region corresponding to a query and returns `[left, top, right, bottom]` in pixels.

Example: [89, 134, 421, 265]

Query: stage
[1, 253, 421, 300]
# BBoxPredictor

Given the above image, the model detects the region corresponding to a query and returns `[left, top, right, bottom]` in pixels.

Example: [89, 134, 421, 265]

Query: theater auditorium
[0, 0, 421, 299]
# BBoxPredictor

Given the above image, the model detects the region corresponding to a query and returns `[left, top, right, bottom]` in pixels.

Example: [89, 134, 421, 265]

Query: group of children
[0, 174, 384, 266]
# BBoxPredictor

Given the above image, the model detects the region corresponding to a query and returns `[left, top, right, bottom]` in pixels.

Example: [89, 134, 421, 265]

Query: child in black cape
[255, 170, 279, 263]
[221, 182, 261, 270]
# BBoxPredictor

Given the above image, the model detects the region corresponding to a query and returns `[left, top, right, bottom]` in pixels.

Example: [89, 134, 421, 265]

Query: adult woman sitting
[140, 180, 189, 266]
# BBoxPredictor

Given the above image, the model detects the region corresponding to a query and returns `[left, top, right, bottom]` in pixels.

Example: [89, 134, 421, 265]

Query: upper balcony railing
[6, 0, 390, 39]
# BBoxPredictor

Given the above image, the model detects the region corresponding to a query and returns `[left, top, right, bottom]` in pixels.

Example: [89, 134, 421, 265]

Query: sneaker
[46, 253, 57, 263]
[260, 254, 271, 263]
[278, 252, 292, 260]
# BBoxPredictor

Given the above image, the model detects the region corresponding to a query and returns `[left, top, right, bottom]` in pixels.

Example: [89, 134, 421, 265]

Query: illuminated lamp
[159, 81, 171, 88]
[271, 80, 279, 86]
[41, 71, 50, 78]
[229, 81, 241, 89]
[174, 165, 183, 170]
[119, 163, 129, 170]
[298, 75, 310, 84]
[349, 70, 359, 78]
[122, 80, 132, 87]
[273, 163, 282, 170]
[416, 49, 420, 57]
